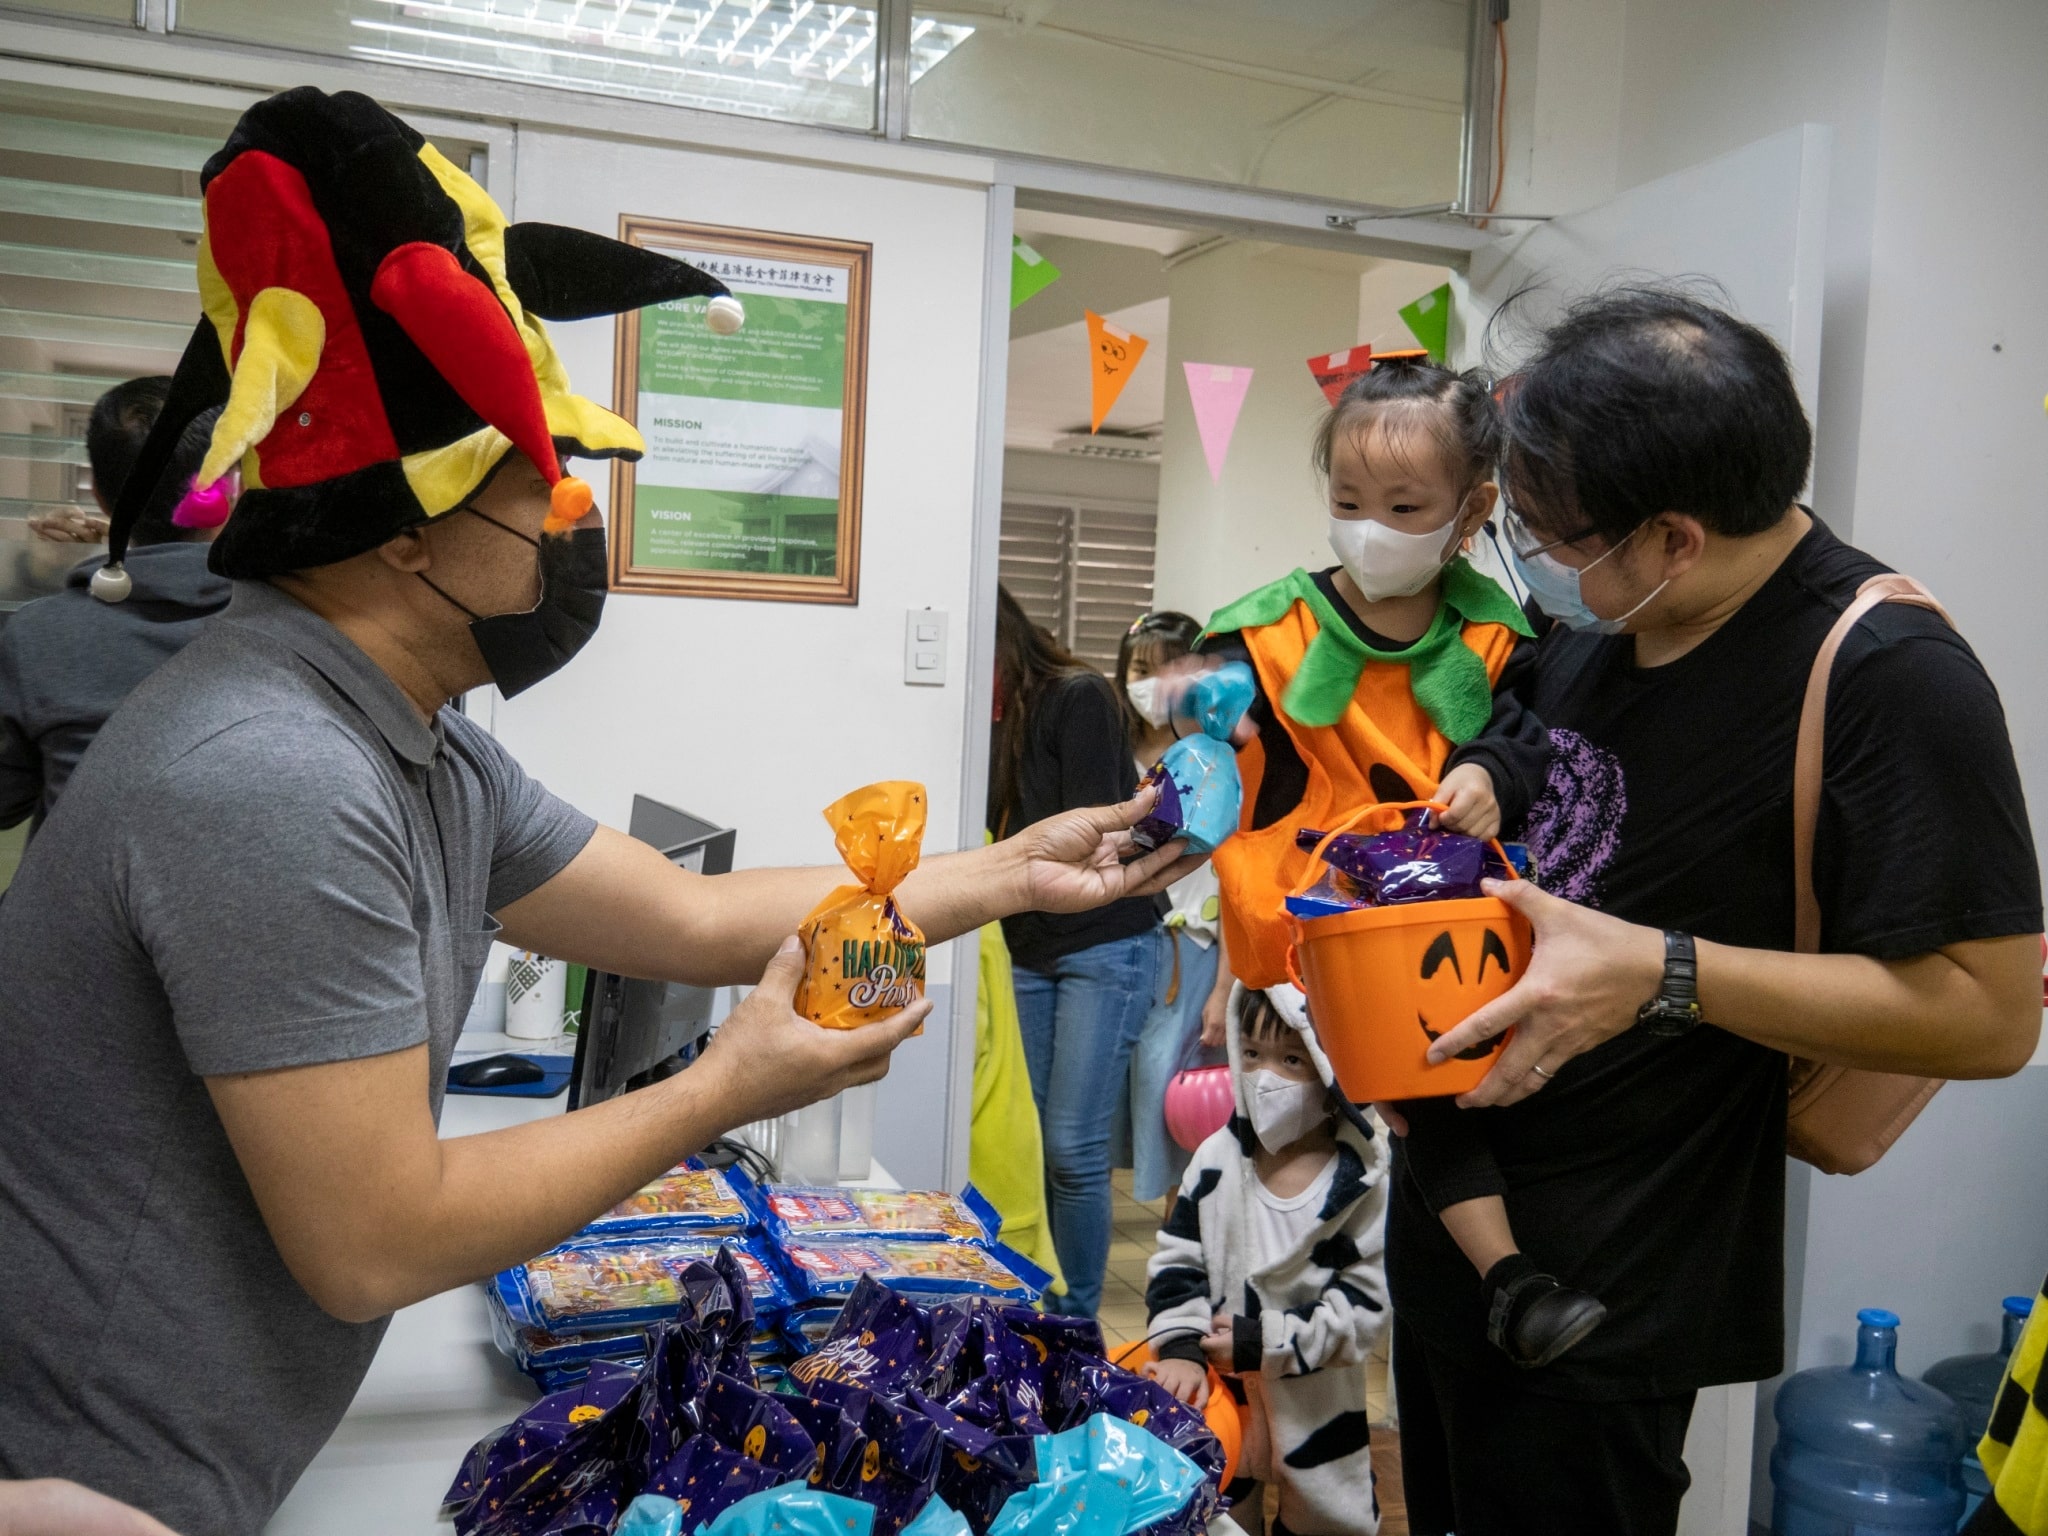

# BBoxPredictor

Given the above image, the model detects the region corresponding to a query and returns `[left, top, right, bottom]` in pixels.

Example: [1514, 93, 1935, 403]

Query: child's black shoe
[1483, 1253, 1607, 1369]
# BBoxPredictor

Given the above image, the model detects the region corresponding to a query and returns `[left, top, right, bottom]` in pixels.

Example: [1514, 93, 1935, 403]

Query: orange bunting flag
[1086, 310, 1150, 432]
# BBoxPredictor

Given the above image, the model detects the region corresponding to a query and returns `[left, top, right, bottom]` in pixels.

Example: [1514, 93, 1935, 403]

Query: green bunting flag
[1399, 282, 1453, 361]
[1011, 237, 1062, 310]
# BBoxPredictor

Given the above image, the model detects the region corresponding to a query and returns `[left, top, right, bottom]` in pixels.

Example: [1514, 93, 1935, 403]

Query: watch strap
[1662, 930, 1699, 1004]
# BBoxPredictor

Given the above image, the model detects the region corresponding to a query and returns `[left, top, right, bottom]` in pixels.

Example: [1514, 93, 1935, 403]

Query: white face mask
[1246, 1069, 1330, 1151]
[1327, 511, 1467, 602]
[1125, 675, 1170, 730]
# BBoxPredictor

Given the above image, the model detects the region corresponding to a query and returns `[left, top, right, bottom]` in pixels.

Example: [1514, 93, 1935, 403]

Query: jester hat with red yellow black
[93, 86, 743, 601]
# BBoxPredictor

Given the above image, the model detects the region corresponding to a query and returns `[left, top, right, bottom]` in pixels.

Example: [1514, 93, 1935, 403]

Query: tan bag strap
[1791, 574, 1953, 953]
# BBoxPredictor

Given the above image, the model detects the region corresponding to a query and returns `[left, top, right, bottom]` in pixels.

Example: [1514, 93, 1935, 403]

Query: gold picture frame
[609, 216, 871, 604]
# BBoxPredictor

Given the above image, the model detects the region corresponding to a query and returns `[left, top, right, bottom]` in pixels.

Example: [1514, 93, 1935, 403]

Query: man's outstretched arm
[497, 787, 1203, 988]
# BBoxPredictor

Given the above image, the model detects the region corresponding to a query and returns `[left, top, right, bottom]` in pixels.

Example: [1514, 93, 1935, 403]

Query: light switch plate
[903, 607, 948, 686]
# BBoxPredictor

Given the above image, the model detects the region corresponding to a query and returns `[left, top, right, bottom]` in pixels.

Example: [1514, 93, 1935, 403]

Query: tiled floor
[1099, 1169, 1407, 1533]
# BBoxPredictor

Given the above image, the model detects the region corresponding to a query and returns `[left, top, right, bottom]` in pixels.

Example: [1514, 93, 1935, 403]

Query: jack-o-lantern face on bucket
[1416, 927, 1514, 1059]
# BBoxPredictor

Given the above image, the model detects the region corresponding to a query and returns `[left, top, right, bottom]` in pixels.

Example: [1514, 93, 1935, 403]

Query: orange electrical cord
[1489, 19, 1508, 214]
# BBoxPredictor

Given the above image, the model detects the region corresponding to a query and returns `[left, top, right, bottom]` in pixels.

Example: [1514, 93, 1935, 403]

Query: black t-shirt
[1387, 516, 2042, 1399]
[997, 671, 1162, 971]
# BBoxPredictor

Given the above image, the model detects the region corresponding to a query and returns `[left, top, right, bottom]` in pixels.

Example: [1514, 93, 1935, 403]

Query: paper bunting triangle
[1183, 362, 1253, 482]
[1400, 282, 1452, 361]
[1086, 310, 1149, 432]
[1011, 237, 1061, 310]
[1306, 346, 1373, 407]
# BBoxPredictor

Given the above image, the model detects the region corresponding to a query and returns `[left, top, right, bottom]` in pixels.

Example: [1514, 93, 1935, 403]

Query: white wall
[494, 128, 993, 1188]
[1497, 0, 1892, 526]
[1152, 246, 1449, 625]
[1152, 243, 1353, 625]
[1847, 0, 2048, 873]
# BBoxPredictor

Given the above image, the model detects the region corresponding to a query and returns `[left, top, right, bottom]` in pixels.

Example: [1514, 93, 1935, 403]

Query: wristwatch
[1635, 930, 1704, 1037]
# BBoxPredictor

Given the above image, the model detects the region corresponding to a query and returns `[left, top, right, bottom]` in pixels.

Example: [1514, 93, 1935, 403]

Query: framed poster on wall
[609, 216, 871, 604]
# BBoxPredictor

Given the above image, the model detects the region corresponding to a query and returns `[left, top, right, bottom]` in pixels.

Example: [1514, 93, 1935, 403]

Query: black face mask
[419, 510, 607, 698]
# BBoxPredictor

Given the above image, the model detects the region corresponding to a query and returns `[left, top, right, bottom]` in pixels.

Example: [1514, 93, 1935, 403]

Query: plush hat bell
[92, 86, 745, 602]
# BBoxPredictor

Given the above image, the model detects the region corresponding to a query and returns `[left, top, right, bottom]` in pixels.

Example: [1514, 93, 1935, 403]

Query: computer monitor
[568, 797, 737, 1109]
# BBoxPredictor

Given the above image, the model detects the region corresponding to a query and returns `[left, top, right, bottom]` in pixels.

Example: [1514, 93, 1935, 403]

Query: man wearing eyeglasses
[1386, 288, 2042, 1536]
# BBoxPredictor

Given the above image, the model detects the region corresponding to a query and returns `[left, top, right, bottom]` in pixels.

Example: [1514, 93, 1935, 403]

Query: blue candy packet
[1132, 735, 1241, 857]
[1131, 661, 1253, 856]
[987, 1414, 1203, 1536]
[1178, 660, 1256, 741]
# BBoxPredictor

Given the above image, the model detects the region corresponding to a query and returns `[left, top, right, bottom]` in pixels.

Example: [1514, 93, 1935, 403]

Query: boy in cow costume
[1143, 982, 1387, 1536]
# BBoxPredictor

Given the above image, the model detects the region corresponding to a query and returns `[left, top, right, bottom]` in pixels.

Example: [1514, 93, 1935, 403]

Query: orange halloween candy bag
[794, 781, 928, 1029]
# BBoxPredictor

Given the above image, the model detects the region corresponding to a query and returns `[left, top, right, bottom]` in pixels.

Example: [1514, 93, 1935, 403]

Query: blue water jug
[1921, 1294, 2034, 1527]
[1771, 1308, 1969, 1535]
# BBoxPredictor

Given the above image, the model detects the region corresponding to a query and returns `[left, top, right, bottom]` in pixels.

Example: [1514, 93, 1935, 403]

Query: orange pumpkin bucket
[1107, 1339, 1241, 1486]
[1284, 801, 1531, 1103]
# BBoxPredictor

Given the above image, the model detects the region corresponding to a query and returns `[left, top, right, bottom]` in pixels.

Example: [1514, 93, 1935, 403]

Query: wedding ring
[1530, 1062, 1555, 1080]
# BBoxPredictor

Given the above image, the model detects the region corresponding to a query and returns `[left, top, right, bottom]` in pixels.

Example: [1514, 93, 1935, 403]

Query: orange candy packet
[794, 781, 928, 1029]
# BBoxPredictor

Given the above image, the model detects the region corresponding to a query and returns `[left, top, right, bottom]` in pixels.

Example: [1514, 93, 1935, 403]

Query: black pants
[1393, 1319, 1697, 1536]
[1397, 1096, 1506, 1214]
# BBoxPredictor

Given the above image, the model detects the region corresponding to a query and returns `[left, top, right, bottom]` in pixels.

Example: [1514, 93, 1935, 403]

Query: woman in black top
[989, 587, 1166, 1318]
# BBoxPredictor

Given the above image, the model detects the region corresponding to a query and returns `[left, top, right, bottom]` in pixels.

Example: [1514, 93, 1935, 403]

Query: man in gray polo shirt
[0, 89, 1198, 1536]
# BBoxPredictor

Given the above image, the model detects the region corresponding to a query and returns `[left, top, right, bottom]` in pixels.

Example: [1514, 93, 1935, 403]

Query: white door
[1455, 124, 1834, 1536]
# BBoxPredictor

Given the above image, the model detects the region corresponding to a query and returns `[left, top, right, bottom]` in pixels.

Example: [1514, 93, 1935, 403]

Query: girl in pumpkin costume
[1193, 359, 1607, 1369]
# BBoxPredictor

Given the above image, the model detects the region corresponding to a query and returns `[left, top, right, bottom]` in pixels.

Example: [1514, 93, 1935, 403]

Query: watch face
[1636, 1000, 1702, 1037]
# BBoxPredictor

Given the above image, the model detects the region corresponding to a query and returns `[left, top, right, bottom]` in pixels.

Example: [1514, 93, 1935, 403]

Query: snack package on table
[795, 782, 929, 1030]
[582, 1160, 755, 1237]
[774, 1238, 1049, 1307]
[760, 1185, 1001, 1246]
[493, 1233, 789, 1334]
[1285, 807, 1513, 918]
[1131, 662, 1254, 858]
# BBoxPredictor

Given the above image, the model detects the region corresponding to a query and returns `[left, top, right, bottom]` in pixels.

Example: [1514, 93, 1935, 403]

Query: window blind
[998, 498, 1156, 674]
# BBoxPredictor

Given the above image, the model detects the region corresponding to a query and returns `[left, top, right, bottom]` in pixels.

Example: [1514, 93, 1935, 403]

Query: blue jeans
[1012, 928, 1166, 1318]
[1126, 930, 1223, 1203]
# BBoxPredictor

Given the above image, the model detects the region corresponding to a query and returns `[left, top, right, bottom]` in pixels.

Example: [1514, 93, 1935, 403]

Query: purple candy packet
[802, 1376, 945, 1536]
[780, 1387, 878, 1496]
[643, 1433, 783, 1526]
[701, 1371, 816, 1478]
[446, 1359, 644, 1533]
[789, 1275, 970, 1397]
[905, 1385, 1038, 1535]
[444, 1360, 640, 1516]
[994, 1306, 1104, 1363]
[1129, 761, 1185, 854]
[1292, 811, 1509, 911]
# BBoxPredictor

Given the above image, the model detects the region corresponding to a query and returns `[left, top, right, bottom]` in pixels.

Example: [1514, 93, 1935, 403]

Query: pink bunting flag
[1183, 362, 1254, 483]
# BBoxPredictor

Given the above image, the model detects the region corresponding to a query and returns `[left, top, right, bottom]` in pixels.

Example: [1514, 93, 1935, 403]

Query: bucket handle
[1284, 799, 1522, 906]
[1283, 798, 1522, 988]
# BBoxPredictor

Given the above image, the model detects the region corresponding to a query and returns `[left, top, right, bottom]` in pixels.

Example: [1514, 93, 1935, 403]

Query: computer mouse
[451, 1053, 546, 1089]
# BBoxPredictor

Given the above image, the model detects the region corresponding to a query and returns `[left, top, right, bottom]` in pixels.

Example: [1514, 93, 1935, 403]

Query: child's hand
[1199, 985, 1230, 1048]
[1435, 763, 1501, 841]
[1201, 1312, 1235, 1370]
[1142, 1357, 1210, 1408]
